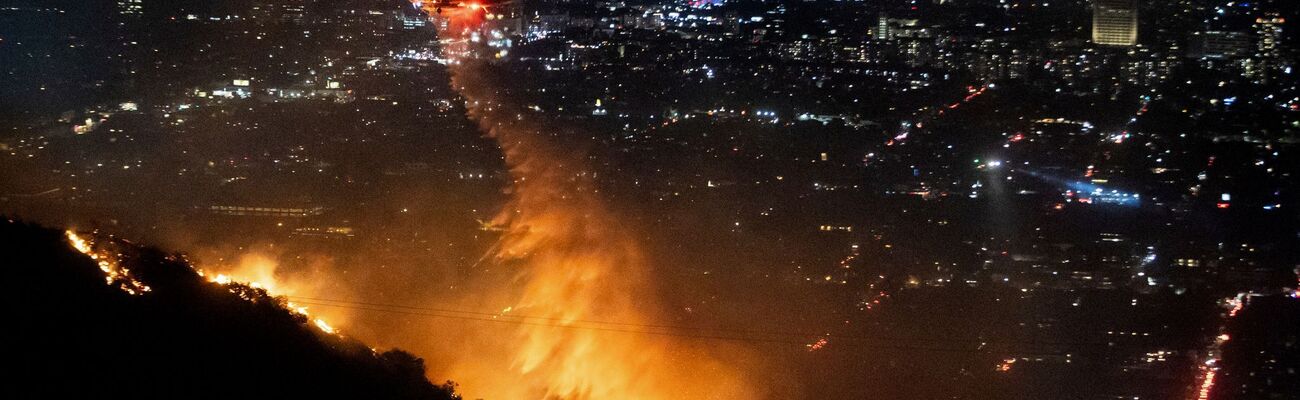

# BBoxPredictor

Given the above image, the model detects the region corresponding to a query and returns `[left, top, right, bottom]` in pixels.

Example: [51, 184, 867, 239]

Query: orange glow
[192, 251, 352, 336]
[66, 230, 151, 295]
[1197, 369, 1216, 400]
[314, 318, 338, 334]
[996, 358, 1016, 372]
[429, 25, 755, 400]
[410, 0, 487, 27]
[66, 230, 341, 336]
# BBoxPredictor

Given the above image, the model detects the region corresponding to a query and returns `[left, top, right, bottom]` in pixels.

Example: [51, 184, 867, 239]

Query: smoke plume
[432, 27, 754, 399]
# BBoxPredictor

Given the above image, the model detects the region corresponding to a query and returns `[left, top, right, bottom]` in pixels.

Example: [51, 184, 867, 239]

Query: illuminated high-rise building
[1191, 31, 1251, 60]
[117, 0, 143, 16]
[252, 0, 308, 23]
[1092, 0, 1138, 47]
[1246, 13, 1286, 82]
[875, 13, 891, 40]
[1255, 14, 1284, 62]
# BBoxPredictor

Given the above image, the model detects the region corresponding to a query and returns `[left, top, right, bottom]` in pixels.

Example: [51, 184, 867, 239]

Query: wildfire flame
[67, 230, 342, 337]
[432, 23, 753, 400]
[411, 0, 488, 28]
[66, 231, 151, 295]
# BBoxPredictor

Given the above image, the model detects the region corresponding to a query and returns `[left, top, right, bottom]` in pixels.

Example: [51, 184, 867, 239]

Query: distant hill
[0, 219, 459, 399]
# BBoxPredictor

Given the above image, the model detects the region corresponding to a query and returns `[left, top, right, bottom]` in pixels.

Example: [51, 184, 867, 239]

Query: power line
[289, 298, 1009, 353]
[287, 294, 818, 337]
[285, 296, 1168, 354]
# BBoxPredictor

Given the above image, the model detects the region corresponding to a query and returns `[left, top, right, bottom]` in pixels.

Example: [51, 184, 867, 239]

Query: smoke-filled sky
[5, 1, 1277, 398]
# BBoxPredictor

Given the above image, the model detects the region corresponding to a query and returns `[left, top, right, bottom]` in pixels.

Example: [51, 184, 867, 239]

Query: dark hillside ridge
[1, 219, 460, 400]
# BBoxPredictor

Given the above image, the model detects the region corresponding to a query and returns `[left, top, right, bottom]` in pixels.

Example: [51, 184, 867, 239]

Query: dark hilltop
[1, 219, 460, 400]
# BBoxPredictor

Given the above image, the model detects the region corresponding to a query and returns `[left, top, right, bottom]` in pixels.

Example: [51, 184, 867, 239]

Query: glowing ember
[287, 302, 311, 316]
[806, 337, 829, 352]
[314, 318, 337, 334]
[996, 358, 1016, 372]
[65, 230, 151, 295]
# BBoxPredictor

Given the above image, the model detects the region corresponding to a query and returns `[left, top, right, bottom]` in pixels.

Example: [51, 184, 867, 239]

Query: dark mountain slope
[1, 219, 460, 400]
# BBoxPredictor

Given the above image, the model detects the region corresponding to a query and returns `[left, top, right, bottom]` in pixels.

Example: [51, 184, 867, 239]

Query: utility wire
[290, 298, 1012, 353]
[285, 296, 1170, 353]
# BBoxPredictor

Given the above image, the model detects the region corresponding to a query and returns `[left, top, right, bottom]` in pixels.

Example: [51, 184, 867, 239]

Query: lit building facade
[1092, 0, 1138, 47]
[1244, 14, 1286, 82]
[117, 0, 143, 16]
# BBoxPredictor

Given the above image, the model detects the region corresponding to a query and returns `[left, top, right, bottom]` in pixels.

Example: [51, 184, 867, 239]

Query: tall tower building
[252, 0, 309, 23]
[116, 0, 143, 16]
[876, 13, 891, 41]
[1092, 0, 1138, 47]
[1255, 14, 1284, 61]
[1247, 13, 1286, 82]
[1191, 31, 1251, 60]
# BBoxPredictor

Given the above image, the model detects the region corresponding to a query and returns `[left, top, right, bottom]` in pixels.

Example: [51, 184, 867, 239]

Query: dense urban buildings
[2, 0, 1297, 399]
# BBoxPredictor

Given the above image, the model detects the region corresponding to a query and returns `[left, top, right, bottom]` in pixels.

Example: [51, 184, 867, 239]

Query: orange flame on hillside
[65, 230, 343, 337]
